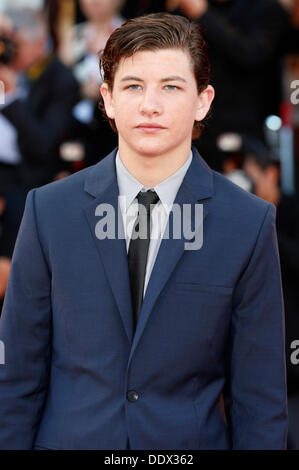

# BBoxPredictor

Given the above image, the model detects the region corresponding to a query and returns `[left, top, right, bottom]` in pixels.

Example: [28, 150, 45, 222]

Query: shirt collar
[115, 149, 193, 214]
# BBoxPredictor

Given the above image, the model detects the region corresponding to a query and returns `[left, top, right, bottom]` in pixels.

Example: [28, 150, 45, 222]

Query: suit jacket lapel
[83, 149, 134, 344]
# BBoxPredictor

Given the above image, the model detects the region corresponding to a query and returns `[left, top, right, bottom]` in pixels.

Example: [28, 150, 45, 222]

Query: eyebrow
[161, 76, 187, 83]
[120, 75, 187, 83]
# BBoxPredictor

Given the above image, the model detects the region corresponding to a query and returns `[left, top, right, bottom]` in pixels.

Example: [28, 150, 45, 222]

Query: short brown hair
[98, 12, 211, 139]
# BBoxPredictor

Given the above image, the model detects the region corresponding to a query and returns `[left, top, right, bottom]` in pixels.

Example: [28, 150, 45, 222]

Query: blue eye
[165, 85, 178, 90]
[128, 84, 141, 90]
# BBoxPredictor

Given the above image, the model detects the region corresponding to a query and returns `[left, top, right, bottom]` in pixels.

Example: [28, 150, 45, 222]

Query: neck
[90, 16, 114, 31]
[118, 140, 192, 187]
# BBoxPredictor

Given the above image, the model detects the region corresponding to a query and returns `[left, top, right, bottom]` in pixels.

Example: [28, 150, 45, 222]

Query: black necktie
[128, 190, 159, 328]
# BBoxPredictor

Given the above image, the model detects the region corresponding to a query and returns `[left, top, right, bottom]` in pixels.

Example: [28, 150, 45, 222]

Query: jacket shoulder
[212, 169, 272, 214]
[32, 164, 94, 206]
[31, 149, 115, 209]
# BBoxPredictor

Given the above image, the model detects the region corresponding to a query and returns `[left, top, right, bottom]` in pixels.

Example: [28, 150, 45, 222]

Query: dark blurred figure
[226, 149, 299, 449]
[121, 0, 167, 17]
[166, 0, 294, 172]
[286, 0, 299, 53]
[0, 7, 79, 191]
[0, 7, 79, 311]
[0, 192, 12, 315]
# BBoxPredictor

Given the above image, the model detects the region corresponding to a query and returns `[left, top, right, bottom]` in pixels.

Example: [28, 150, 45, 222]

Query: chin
[134, 139, 174, 157]
[135, 146, 168, 158]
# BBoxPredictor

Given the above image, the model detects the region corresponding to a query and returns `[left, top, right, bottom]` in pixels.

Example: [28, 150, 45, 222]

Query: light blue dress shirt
[115, 149, 192, 297]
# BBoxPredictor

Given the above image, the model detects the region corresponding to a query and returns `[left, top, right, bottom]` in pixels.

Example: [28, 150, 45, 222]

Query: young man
[0, 13, 287, 450]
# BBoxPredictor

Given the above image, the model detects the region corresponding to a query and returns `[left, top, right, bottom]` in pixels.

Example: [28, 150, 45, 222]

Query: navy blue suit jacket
[0, 147, 288, 449]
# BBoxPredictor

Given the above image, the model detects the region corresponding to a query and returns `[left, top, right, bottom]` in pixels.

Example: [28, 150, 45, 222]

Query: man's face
[243, 157, 279, 203]
[100, 48, 214, 159]
[12, 31, 46, 71]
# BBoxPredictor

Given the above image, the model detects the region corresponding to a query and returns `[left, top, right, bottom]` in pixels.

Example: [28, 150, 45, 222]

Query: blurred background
[0, 0, 299, 449]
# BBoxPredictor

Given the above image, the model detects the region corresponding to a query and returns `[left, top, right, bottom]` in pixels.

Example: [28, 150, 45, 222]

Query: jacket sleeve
[229, 203, 288, 449]
[0, 189, 52, 449]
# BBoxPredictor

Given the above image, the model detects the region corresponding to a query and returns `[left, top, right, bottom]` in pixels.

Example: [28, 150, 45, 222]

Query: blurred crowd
[0, 0, 299, 449]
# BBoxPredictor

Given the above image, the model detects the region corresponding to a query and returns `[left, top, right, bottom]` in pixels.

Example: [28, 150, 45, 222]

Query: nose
[138, 88, 162, 117]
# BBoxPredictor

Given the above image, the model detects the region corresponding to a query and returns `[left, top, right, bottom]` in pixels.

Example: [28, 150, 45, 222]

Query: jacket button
[127, 390, 139, 402]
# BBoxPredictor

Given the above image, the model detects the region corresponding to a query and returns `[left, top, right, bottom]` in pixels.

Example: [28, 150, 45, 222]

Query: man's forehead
[115, 48, 193, 79]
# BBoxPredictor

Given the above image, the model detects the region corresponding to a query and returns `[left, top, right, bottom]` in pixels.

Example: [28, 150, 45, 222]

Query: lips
[137, 122, 165, 128]
[136, 123, 166, 132]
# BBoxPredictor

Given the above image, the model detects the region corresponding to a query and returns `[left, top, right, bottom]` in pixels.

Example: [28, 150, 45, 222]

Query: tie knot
[136, 190, 159, 213]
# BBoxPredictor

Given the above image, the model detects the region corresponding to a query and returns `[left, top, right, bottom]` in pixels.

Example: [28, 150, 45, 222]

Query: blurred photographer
[0, 7, 78, 191]
[0, 7, 78, 308]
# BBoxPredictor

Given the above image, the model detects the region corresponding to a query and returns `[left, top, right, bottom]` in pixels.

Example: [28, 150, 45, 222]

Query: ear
[100, 82, 115, 119]
[195, 85, 215, 122]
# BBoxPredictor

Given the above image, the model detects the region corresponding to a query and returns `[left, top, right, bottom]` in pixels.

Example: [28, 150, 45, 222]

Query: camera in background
[0, 36, 17, 65]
